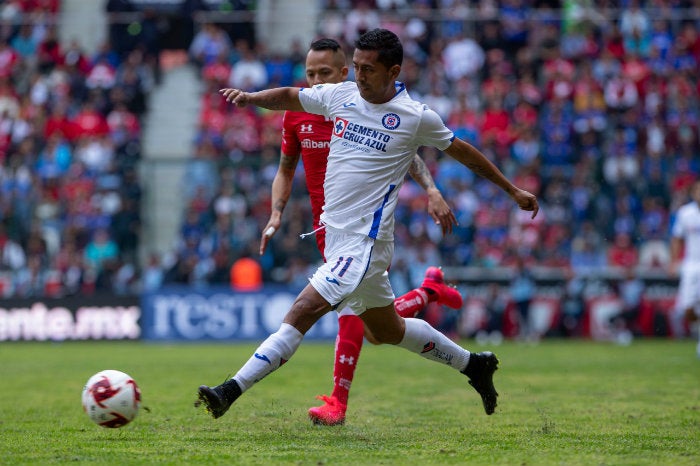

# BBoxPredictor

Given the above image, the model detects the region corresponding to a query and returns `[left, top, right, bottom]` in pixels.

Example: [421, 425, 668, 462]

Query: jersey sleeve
[298, 83, 341, 118]
[280, 111, 300, 156]
[414, 106, 454, 151]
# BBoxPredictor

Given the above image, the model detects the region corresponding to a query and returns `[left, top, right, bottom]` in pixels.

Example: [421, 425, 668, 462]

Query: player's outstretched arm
[219, 87, 304, 111]
[407, 154, 457, 235]
[445, 138, 539, 219]
[260, 151, 300, 255]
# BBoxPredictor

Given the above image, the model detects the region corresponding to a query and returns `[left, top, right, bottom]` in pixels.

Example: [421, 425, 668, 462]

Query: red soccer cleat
[421, 266, 464, 309]
[308, 395, 347, 426]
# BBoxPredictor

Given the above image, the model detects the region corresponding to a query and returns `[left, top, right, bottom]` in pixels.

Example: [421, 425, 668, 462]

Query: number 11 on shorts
[330, 256, 354, 277]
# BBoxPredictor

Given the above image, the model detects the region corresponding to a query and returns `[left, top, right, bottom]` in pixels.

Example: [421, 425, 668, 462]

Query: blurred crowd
[175, 0, 700, 296]
[0, 0, 152, 298]
[2, 0, 700, 299]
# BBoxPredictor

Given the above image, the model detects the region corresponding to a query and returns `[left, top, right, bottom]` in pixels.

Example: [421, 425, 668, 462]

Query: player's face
[305, 49, 348, 86]
[352, 49, 401, 104]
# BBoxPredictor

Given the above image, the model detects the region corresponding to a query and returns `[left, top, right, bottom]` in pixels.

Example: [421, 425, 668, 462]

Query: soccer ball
[82, 370, 141, 428]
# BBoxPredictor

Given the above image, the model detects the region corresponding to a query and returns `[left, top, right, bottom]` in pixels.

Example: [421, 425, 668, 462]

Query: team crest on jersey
[332, 117, 391, 152]
[333, 117, 348, 137]
[382, 113, 400, 130]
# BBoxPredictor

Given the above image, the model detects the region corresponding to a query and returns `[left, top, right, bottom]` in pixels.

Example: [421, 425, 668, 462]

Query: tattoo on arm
[464, 160, 491, 179]
[408, 155, 436, 190]
[274, 199, 286, 213]
[273, 153, 298, 215]
[280, 154, 300, 170]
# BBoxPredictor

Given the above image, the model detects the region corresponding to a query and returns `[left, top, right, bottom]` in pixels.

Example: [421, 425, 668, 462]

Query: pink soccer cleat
[308, 395, 347, 426]
[421, 266, 464, 309]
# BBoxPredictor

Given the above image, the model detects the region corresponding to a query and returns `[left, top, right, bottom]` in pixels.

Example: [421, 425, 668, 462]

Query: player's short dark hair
[310, 38, 342, 53]
[355, 28, 403, 69]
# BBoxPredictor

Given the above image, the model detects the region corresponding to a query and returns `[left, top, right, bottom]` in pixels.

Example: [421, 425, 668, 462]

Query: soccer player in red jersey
[258, 38, 462, 426]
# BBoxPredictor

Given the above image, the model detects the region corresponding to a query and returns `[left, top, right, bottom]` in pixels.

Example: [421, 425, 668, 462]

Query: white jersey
[672, 201, 700, 267]
[298, 81, 454, 240]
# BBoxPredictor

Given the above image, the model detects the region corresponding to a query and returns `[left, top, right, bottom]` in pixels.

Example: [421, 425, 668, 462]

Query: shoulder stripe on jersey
[369, 184, 396, 239]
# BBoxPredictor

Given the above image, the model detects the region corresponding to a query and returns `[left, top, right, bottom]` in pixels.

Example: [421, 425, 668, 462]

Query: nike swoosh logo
[326, 277, 339, 285]
[342, 103, 356, 108]
[254, 353, 271, 365]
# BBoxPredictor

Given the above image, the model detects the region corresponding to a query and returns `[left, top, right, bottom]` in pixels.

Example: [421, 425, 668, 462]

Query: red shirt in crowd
[608, 233, 639, 268]
[71, 103, 109, 138]
[20, 0, 60, 13]
[0, 42, 19, 78]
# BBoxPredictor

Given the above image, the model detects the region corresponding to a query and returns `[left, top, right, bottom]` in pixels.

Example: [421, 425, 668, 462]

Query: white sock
[233, 323, 304, 392]
[397, 318, 471, 372]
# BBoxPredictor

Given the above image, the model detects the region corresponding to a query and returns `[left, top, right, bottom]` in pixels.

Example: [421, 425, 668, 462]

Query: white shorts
[309, 226, 395, 315]
[675, 264, 700, 314]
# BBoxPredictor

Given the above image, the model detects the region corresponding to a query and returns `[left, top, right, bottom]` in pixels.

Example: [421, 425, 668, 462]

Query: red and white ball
[82, 370, 141, 428]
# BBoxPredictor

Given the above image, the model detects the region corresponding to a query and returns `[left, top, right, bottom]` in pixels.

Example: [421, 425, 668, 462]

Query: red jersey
[281, 111, 332, 255]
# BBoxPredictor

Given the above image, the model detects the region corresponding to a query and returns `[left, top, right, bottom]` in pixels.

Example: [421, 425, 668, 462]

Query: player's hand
[512, 188, 539, 219]
[220, 88, 249, 107]
[259, 215, 282, 255]
[426, 188, 457, 236]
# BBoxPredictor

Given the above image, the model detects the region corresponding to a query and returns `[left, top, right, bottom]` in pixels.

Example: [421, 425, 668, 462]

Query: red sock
[331, 314, 365, 405]
[394, 288, 429, 318]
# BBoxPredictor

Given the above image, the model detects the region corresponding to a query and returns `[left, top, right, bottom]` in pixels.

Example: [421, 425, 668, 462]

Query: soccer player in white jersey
[196, 28, 539, 421]
[261, 38, 463, 426]
[670, 180, 700, 357]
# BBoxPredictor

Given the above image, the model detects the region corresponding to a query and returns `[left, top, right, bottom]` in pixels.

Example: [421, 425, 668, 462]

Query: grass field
[1, 338, 699, 465]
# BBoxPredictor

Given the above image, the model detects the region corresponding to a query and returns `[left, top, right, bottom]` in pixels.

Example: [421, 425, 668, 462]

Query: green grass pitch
[1, 339, 698, 465]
